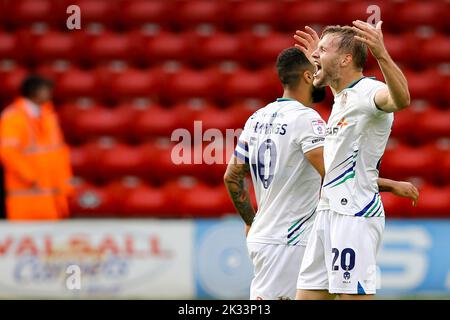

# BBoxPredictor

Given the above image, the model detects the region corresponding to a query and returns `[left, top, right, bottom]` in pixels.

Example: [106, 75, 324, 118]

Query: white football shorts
[247, 242, 306, 300]
[297, 210, 384, 295]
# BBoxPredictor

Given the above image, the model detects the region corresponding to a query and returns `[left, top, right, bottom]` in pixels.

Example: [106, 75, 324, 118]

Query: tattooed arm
[224, 155, 256, 229]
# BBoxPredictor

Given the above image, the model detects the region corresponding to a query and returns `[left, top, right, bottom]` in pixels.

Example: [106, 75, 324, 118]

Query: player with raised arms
[224, 45, 418, 300]
[293, 20, 412, 299]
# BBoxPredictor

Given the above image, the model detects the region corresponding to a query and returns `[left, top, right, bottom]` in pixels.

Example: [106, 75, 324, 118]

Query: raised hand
[293, 26, 320, 63]
[352, 20, 388, 60]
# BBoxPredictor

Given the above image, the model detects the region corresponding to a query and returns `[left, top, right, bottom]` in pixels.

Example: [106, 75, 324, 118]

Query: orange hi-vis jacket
[0, 97, 74, 220]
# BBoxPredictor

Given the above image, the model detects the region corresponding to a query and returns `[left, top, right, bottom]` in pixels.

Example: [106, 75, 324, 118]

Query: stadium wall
[0, 218, 449, 299]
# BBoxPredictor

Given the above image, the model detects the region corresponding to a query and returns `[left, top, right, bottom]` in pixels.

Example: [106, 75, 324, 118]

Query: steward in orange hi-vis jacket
[0, 75, 73, 220]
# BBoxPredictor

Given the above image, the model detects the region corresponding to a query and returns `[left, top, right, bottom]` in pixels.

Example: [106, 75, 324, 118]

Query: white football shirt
[235, 98, 326, 246]
[317, 77, 393, 217]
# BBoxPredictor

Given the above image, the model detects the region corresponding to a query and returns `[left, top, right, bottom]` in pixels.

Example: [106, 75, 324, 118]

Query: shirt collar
[276, 98, 297, 102]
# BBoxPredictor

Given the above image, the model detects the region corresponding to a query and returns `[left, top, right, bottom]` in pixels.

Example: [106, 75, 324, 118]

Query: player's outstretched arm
[377, 178, 419, 206]
[352, 20, 411, 113]
[224, 155, 256, 232]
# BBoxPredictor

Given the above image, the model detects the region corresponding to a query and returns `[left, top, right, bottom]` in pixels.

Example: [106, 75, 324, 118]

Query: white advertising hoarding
[0, 220, 194, 298]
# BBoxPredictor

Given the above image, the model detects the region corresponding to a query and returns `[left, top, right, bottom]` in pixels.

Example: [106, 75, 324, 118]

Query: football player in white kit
[225, 48, 327, 300]
[294, 21, 412, 299]
[223, 47, 418, 300]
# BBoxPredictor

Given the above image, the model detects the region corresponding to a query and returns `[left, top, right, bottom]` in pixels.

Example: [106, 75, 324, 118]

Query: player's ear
[341, 53, 353, 67]
[303, 69, 314, 84]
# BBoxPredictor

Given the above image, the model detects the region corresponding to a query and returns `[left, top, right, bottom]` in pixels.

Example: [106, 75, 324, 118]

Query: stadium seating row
[69, 139, 450, 186]
[69, 177, 450, 218]
[70, 177, 235, 218]
[70, 139, 228, 185]
[1, 0, 449, 32]
[1, 65, 448, 106]
[58, 101, 256, 142]
[0, 29, 449, 68]
[55, 102, 450, 145]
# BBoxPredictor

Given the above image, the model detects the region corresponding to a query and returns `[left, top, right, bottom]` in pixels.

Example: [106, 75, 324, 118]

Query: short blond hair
[321, 25, 368, 70]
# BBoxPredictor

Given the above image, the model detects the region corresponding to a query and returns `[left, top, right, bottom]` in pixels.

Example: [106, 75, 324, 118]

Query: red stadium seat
[57, 102, 90, 142]
[185, 183, 234, 217]
[144, 32, 195, 64]
[422, 34, 450, 65]
[108, 68, 161, 102]
[381, 143, 438, 184]
[153, 136, 230, 185]
[0, 1, 7, 29]
[129, 141, 165, 182]
[168, 102, 207, 133]
[71, 104, 138, 140]
[248, 32, 293, 66]
[390, 107, 420, 144]
[228, 99, 265, 129]
[416, 109, 450, 144]
[224, 68, 280, 102]
[170, 141, 232, 185]
[187, 103, 241, 132]
[133, 104, 184, 139]
[395, 1, 446, 31]
[86, 32, 133, 64]
[0, 65, 28, 103]
[285, 1, 343, 29]
[120, 0, 172, 29]
[70, 142, 104, 179]
[70, 182, 120, 217]
[166, 179, 233, 217]
[0, 32, 19, 61]
[196, 32, 245, 65]
[35, 62, 72, 84]
[32, 31, 79, 63]
[8, 0, 58, 28]
[151, 140, 184, 182]
[121, 183, 172, 217]
[381, 33, 415, 66]
[201, 145, 231, 185]
[96, 143, 146, 180]
[445, 78, 450, 106]
[412, 184, 450, 218]
[165, 68, 221, 102]
[177, 0, 228, 30]
[442, 151, 450, 184]
[405, 69, 445, 102]
[72, 140, 157, 183]
[56, 67, 100, 100]
[229, 1, 282, 31]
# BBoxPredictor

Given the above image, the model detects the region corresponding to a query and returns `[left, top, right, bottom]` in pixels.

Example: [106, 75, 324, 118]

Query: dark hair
[276, 47, 313, 90]
[321, 25, 368, 70]
[20, 75, 53, 99]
